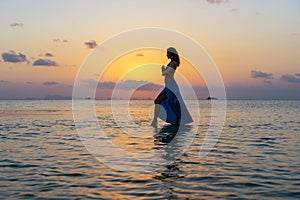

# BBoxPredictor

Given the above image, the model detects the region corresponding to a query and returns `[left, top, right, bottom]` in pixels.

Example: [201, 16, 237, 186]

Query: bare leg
[151, 93, 167, 126]
[151, 104, 160, 126]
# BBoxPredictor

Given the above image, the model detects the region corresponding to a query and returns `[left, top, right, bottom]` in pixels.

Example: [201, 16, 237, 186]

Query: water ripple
[0, 100, 299, 199]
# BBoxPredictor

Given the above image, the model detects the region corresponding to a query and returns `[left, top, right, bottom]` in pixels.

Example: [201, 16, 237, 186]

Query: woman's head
[167, 47, 180, 66]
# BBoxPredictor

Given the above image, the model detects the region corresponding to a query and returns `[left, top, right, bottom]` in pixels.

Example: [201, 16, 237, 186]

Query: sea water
[0, 100, 299, 199]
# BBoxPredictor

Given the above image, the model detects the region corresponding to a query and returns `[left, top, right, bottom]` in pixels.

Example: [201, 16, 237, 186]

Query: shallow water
[1, 100, 299, 199]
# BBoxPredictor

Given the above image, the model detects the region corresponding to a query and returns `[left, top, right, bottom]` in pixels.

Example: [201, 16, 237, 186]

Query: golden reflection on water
[1, 100, 300, 199]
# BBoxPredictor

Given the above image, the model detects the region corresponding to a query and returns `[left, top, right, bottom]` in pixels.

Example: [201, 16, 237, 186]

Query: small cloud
[45, 52, 54, 57]
[10, 22, 23, 27]
[85, 79, 113, 88]
[84, 40, 97, 49]
[33, 59, 58, 66]
[136, 83, 162, 91]
[230, 8, 238, 12]
[26, 81, 33, 84]
[251, 70, 273, 79]
[115, 80, 161, 91]
[0, 80, 10, 84]
[1, 51, 29, 63]
[43, 81, 59, 86]
[281, 73, 300, 83]
[136, 53, 144, 57]
[90, 79, 161, 91]
[263, 79, 272, 85]
[206, 0, 229, 4]
[290, 33, 300, 37]
[97, 81, 116, 89]
[53, 38, 69, 43]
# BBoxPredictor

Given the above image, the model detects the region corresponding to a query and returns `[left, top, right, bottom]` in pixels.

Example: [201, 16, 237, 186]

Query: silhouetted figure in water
[151, 47, 193, 127]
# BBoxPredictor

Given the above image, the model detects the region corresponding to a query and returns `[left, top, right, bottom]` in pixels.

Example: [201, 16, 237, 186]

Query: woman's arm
[162, 62, 177, 76]
[162, 66, 175, 76]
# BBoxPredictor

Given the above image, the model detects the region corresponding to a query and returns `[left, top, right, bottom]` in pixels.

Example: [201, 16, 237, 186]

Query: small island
[206, 96, 218, 100]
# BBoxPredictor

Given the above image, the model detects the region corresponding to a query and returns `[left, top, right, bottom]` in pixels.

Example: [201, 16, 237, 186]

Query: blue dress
[158, 79, 193, 125]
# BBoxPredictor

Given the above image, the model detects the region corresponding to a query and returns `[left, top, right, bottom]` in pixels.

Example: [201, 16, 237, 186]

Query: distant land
[0, 95, 300, 100]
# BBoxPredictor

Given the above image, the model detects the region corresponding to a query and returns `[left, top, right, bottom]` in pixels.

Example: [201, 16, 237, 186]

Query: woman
[151, 47, 193, 126]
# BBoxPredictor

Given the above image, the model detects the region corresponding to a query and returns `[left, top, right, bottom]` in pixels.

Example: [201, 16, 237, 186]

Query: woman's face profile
[167, 51, 172, 59]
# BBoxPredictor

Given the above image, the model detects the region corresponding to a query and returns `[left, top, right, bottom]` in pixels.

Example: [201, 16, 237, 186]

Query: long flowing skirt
[158, 80, 193, 125]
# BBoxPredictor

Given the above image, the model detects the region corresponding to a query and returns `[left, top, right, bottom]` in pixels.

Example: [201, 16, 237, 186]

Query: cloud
[113, 80, 161, 91]
[136, 82, 162, 91]
[84, 79, 114, 89]
[230, 8, 238, 12]
[206, 0, 229, 4]
[255, 11, 261, 15]
[33, 59, 58, 66]
[10, 22, 23, 27]
[43, 81, 59, 86]
[45, 52, 54, 57]
[281, 73, 300, 83]
[88, 79, 161, 91]
[136, 53, 144, 57]
[251, 70, 273, 79]
[263, 79, 272, 85]
[53, 38, 68, 43]
[290, 33, 300, 37]
[1, 51, 29, 63]
[0, 80, 10, 84]
[97, 81, 116, 89]
[84, 40, 97, 49]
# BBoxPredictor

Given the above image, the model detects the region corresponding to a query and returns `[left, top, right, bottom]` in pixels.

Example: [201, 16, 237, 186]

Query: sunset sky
[0, 0, 300, 99]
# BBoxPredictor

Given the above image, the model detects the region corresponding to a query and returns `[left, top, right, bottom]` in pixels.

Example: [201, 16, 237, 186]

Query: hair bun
[167, 47, 178, 55]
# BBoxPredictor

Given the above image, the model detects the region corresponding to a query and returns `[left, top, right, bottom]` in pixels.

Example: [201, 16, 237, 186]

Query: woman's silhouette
[151, 47, 193, 126]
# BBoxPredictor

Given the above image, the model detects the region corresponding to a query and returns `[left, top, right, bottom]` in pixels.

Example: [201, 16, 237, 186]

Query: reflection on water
[153, 125, 192, 199]
[0, 100, 299, 199]
[154, 124, 194, 166]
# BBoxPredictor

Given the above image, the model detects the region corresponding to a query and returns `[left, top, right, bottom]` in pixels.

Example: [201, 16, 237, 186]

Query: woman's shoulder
[167, 61, 178, 69]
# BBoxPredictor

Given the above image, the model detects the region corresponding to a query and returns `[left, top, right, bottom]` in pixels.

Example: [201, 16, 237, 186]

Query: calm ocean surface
[0, 100, 299, 199]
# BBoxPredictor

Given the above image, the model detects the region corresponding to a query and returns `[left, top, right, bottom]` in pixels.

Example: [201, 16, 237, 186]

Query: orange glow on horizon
[98, 49, 205, 87]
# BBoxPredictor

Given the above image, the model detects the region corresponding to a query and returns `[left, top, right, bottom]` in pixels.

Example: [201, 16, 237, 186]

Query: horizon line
[0, 98, 300, 101]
